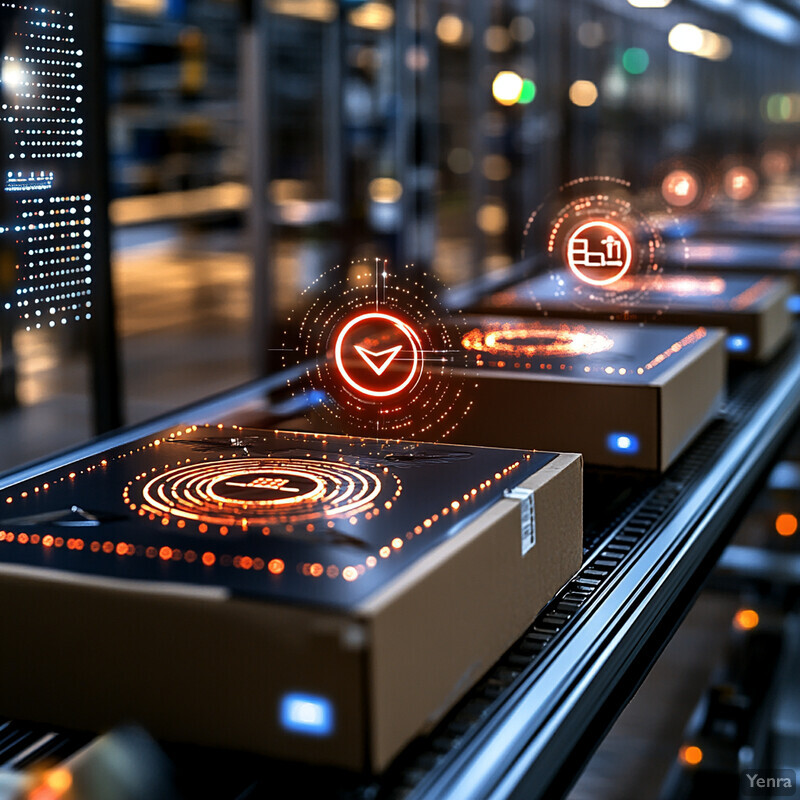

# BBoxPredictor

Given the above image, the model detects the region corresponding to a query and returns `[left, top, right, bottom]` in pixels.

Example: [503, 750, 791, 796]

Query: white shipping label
[504, 486, 536, 556]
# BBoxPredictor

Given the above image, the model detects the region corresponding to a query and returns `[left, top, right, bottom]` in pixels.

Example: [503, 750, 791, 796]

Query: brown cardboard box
[447, 317, 726, 471]
[0, 427, 582, 772]
[480, 271, 793, 362]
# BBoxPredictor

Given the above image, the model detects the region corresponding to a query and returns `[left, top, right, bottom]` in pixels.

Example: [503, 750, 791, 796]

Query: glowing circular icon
[723, 166, 758, 201]
[333, 311, 424, 398]
[661, 169, 700, 208]
[565, 220, 633, 286]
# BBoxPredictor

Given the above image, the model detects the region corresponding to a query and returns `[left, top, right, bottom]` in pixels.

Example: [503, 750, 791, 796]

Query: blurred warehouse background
[2, 0, 800, 472]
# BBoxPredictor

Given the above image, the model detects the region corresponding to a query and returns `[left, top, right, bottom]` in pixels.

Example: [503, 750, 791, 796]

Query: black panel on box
[455, 315, 711, 382]
[485, 271, 783, 317]
[0, 426, 553, 609]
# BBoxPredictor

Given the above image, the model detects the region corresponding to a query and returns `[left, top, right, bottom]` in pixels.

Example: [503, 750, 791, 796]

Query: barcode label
[504, 486, 536, 556]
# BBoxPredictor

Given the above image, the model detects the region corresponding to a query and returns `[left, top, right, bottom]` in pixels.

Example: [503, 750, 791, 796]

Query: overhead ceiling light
[668, 23, 732, 60]
[668, 23, 705, 53]
[628, 0, 672, 7]
[738, 1, 800, 44]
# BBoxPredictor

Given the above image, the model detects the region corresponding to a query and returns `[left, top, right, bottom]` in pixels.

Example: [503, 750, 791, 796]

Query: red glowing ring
[566, 220, 633, 287]
[333, 311, 424, 398]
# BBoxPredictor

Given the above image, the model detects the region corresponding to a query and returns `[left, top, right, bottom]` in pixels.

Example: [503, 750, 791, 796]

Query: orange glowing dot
[392, 537, 403, 549]
[202, 551, 216, 566]
[240, 556, 253, 570]
[199, 523, 208, 533]
[4, 497, 11, 504]
[102, 540, 113, 553]
[342, 566, 358, 582]
[54, 537, 63, 547]
[17, 533, 28, 544]
[4, 533, 12, 542]
[423, 519, 432, 528]
[90, 541, 100, 552]
[733, 608, 759, 631]
[159, 546, 172, 561]
[679, 745, 703, 766]
[115, 542, 127, 556]
[219, 526, 229, 536]
[379, 546, 391, 558]
[310, 562, 324, 577]
[268, 558, 285, 575]
[366, 556, 377, 567]
[776, 513, 798, 537]
[100, 460, 107, 467]
[44, 767, 72, 794]
[470, 488, 477, 496]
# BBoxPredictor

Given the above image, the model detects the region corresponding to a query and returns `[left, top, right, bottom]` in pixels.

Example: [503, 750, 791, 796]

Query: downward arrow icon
[353, 344, 403, 376]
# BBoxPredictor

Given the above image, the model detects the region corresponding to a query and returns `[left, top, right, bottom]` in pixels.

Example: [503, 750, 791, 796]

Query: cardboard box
[0, 425, 582, 772]
[479, 271, 792, 362]
[447, 317, 726, 471]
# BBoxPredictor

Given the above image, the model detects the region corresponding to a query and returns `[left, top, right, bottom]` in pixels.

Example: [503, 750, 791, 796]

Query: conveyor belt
[2, 332, 800, 799]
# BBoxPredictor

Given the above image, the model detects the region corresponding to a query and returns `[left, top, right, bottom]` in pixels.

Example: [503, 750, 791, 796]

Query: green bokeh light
[518, 78, 537, 104]
[622, 47, 649, 75]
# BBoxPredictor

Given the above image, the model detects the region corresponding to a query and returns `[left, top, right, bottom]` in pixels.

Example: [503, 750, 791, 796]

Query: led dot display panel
[0, 1, 95, 331]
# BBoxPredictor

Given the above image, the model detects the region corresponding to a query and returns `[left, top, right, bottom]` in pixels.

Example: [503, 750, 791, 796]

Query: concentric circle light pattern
[129, 457, 398, 529]
[462, 322, 615, 359]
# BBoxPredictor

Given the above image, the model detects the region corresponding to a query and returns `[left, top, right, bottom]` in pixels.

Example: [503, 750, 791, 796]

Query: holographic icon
[723, 165, 758, 202]
[333, 311, 424, 398]
[282, 258, 473, 439]
[566, 220, 633, 286]
[661, 169, 700, 208]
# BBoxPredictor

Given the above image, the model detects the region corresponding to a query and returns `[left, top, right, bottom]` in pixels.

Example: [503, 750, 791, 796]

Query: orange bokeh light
[268, 558, 285, 575]
[679, 745, 703, 766]
[776, 513, 798, 537]
[723, 166, 758, 201]
[733, 608, 759, 631]
[661, 169, 700, 207]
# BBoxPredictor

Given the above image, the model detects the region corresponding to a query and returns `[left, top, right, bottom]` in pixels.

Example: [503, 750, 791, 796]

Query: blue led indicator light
[787, 295, 800, 314]
[607, 433, 640, 454]
[726, 334, 751, 353]
[280, 693, 335, 737]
